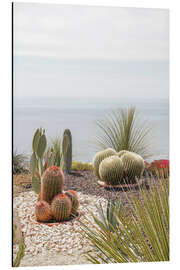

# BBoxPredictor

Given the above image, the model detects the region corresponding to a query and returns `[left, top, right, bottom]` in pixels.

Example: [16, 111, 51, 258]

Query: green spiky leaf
[32, 129, 40, 153]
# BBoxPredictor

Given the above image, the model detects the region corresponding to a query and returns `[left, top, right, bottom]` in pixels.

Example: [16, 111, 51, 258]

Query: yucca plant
[79, 173, 169, 263]
[95, 107, 152, 159]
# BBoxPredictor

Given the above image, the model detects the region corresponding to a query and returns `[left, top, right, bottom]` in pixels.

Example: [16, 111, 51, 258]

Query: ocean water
[13, 98, 169, 163]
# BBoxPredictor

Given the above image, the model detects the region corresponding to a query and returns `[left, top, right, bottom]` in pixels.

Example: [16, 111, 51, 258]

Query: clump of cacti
[94, 148, 145, 186]
[93, 148, 117, 178]
[40, 166, 64, 203]
[35, 200, 52, 222]
[62, 129, 72, 174]
[99, 156, 124, 185]
[121, 152, 145, 183]
[51, 194, 72, 221]
[65, 190, 79, 215]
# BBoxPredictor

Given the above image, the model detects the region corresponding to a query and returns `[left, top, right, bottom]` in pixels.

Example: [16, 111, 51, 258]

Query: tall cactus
[121, 152, 145, 183]
[51, 194, 72, 221]
[99, 155, 124, 185]
[30, 128, 47, 194]
[35, 200, 52, 222]
[40, 166, 64, 203]
[93, 148, 117, 179]
[62, 129, 72, 174]
[65, 190, 79, 215]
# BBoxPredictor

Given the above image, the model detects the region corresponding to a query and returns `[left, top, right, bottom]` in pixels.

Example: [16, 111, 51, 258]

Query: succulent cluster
[35, 166, 79, 222]
[93, 149, 145, 185]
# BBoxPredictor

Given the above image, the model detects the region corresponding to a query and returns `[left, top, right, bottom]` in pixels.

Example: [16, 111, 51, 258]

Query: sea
[13, 97, 169, 163]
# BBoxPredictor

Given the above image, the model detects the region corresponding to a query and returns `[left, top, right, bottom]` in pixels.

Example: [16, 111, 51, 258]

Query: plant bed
[30, 211, 80, 227]
[97, 179, 144, 191]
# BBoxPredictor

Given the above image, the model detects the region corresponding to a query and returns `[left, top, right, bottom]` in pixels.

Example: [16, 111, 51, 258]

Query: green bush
[72, 161, 93, 171]
[79, 175, 169, 263]
[13, 151, 28, 174]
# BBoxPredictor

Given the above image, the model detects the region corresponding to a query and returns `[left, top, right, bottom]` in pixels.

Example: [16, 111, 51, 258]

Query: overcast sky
[14, 3, 169, 99]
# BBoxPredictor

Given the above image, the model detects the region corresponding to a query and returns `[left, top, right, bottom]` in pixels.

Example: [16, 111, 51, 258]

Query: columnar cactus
[93, 148, 117, 179]
[99, 156, 124, 185]
[40, 166, 64, 203]
[35, 200, 52, 222]
[121, 152, 145, 183]
[51, 194, 72, 221]
[62, 129, 72, 174]
[65, 190, 79, 215]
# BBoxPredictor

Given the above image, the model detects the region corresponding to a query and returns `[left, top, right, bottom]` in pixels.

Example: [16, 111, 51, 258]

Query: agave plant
[79, 174, 169, 263]
[45, 136, 64, 168]
[95, 107, 153, 159]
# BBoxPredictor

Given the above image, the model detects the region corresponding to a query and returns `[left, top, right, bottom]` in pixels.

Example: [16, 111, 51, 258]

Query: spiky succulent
[51, 194, 72, 221]
[35, 200, 52, 222]
[99, 155, 124, 185]
[65, 190, 79, 215]
[121, 152, 145, 183]
[117, 150, 130, 158]
[93, 148, 117, 179]
[40, 166, 64, 203]
[62, 129, 72, 174]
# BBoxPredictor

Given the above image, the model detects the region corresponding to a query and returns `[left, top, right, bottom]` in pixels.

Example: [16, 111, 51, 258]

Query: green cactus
[99, 155, 124, 185]
[30, 128, 47, 194]
[117, 150, 130, 158]
[65, 190, 79, 215]
[51, 194, 72, 221]
[35, 200, 52, 222]
[93, 148, 117, 179]
[13, 237, 26, 267]
[40, 166, 64, 203]
[62, 129, 72, 174]
[121, 152, 145, 183]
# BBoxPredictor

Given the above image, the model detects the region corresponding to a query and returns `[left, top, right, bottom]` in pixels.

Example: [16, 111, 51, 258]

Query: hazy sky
[14, 3, 169, 100]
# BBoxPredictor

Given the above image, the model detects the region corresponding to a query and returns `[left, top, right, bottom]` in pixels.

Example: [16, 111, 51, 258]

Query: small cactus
[121, 152, 145, 183]
[40, 166, 64, 203]
[62, 129, 72, 174]
[99, 155, 124, 185]
[51, 194, 72, 221]
[35, 200, 52, 222]
[65, 190, 79, 215]
[93, 148, 117, 179]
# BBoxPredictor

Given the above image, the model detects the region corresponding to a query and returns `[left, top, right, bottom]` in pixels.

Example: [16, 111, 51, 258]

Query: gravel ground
[13, 170, 151, 267]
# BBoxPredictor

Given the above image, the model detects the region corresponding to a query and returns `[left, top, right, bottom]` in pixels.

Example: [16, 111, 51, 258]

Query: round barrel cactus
[65, 190, 79, 215]
[51, 194, 72, 221]
[93, 148, 117, 178]
[35, 200, 52, 222]
[40, 166, 64, 203]
[121, 152, 145, 183]
[117, 150, 130, 158]
[99, 155, 124, 185]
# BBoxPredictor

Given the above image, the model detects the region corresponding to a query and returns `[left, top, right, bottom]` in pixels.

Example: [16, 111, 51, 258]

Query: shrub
[79, 175, 169, 263]
[95, 107, 152, 159]
[72, 161, 93, 171]
[13, 151, 28, 174]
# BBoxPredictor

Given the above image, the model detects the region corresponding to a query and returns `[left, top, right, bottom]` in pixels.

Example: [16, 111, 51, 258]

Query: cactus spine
[51, 194, 72, 221]
[40, 166, 64, 203]
[65, 190, 79, 214]
[62, 129, 72, 174]
[93, 148, 117, 179]
[99, 155, 124, 185]
[35, 200, 52, 222]
[121, 152, 145, 183]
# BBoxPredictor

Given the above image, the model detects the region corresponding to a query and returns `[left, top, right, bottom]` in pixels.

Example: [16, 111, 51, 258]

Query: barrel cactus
[117, 150, 130, 158]
[40, 166, 64, 203]
[121, 152, 145, 183]
[51, 194, 72, 221]
[35, 200, 52, 222]
[93, 148, 117, 178]
[99, 155, 124, 185]
[62, 129, 72, 174]
[65, 190, 79, 215]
